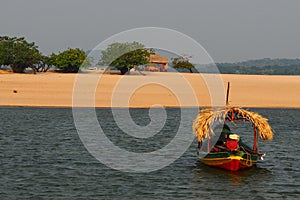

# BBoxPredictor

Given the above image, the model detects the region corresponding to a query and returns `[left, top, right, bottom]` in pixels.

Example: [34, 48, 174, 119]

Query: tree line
[0, 36, 195, 75]
[0, 36, 89, 73]
[0, 36, 156, 74]
[216, 58, 300, 75]
[2, 36, 298, 75]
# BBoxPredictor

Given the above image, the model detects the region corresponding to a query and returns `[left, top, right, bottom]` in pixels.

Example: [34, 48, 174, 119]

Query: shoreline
[1, 72, 299, 108]
[1, 105, 300, 109]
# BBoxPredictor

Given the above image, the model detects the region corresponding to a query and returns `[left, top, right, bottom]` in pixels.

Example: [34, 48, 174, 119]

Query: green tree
[99, 42, 153, 75]
[99, 42, 144, 66]
[0, 36, 42, 73]
[31, 55, 52, 73]
[48, 48, 87, 73]
[110, 48, 153, 75]
[171, 56, 195, 73]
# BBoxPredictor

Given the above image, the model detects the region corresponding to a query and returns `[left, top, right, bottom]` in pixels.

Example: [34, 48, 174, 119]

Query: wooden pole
[226, 82, 230, 106]
[207, 138, 210, 153]
[253, 125, 258, 153]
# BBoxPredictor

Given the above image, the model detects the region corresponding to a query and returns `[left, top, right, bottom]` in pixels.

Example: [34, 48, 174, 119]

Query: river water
[1, 107, 299, 199]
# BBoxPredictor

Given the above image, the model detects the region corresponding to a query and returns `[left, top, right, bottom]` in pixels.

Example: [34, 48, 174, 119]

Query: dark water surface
[1, 107, 299, 199]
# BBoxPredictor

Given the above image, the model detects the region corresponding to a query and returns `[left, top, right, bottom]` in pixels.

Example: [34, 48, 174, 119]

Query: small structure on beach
[144, 54, 169, 72]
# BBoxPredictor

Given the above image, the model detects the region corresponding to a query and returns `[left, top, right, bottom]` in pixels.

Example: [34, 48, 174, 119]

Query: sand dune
[0, 71, 299, 108]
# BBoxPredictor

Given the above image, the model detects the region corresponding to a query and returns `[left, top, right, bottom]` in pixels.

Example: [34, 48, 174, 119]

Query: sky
[1, 0, 299, 62]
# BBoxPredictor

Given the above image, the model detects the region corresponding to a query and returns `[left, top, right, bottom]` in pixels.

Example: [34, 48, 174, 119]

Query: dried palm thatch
[149, 54, 169, 64]
[192, 107, 273, 142]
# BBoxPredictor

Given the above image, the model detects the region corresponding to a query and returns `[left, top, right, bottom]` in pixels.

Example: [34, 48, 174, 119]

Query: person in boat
[197, 124, 230, 152]
[212, 124, 230, 151]
[215, 124, 231, 145]
[213, 124, 241, 152]
[212, 124, 255, 153]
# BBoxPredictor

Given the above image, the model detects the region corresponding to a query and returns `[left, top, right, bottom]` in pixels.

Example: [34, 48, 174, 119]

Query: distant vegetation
[1, 35, 300, 75]
[216, 58, 300, 75]
[0, 36, 41, 73]
[98, 42, 154, 75]
[171, 56, 195, 73]
[48, 48, 89, 73]
[0, 36, 88, 73]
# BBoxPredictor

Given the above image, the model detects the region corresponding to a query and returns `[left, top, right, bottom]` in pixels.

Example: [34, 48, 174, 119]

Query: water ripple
[0, 107, 299, 199]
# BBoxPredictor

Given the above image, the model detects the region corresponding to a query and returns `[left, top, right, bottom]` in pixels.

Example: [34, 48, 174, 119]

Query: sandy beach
[0, 71, 299, 108]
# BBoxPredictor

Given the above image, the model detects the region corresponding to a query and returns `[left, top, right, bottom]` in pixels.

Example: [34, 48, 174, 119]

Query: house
[144, 54, 169, 72]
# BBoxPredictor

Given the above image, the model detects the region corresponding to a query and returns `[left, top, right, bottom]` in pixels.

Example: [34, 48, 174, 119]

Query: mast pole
[226, 82, 230, 106]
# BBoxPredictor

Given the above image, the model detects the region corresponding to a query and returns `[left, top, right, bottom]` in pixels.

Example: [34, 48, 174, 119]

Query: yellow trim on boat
[201, 155, 257, 167]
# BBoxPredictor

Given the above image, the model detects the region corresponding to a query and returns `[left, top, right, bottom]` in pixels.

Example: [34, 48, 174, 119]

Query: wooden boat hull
[201, 152, 259, 171]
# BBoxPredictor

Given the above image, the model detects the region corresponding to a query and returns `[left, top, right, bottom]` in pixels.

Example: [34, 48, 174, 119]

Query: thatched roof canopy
[149, 54, 168, 64]
[192, 107, 274, 142]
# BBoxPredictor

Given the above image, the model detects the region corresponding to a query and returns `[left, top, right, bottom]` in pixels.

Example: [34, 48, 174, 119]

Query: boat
[192, 84, 274, 171]
[193, 107, 274, 171]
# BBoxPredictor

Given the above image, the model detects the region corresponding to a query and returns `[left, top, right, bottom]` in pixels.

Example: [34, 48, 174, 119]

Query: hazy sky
[1, 0, 299, 62]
